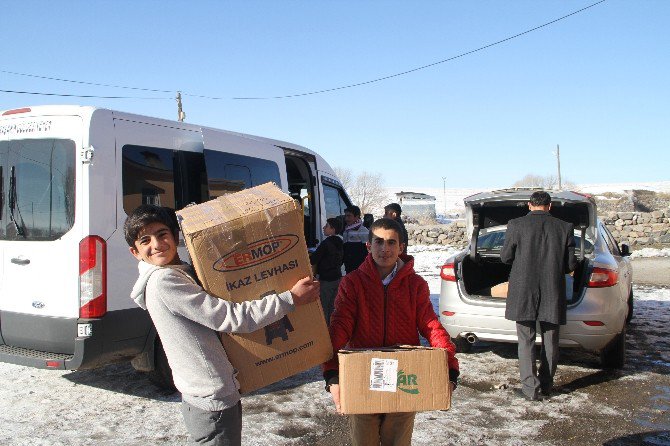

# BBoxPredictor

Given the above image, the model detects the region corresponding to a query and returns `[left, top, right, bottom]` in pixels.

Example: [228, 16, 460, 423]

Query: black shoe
[540, 387, 552, 397]
[513, 388, 543, 401]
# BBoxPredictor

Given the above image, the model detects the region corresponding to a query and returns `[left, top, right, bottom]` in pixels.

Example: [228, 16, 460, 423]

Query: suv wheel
[625, 290, 634, 325]
[600, 326, 626, 369]
[146, 337, 177, 391]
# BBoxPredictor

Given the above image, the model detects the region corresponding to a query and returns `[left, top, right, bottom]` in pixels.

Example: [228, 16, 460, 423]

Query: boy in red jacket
[323, 217, 459, 446]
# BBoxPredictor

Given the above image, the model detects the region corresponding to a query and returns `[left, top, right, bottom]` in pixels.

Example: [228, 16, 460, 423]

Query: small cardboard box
[176, 182, 333, 393]
[338, 346, 451, 414]
[490, 282, 509, 298]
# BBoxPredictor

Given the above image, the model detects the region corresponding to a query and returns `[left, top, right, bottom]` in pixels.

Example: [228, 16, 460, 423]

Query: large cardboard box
[338, 346, 451, 414]
[176, 182, 333, 393]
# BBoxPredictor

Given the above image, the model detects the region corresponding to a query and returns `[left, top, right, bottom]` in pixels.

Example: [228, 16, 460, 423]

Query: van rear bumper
[0, 321, 101, 370]
[0, 308, 153, 370]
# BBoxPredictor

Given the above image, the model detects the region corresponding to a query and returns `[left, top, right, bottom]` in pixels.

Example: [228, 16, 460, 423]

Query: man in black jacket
[310, 217, 344, 324]
[384, 202, 408, 255]
[501, 191, 577, 401]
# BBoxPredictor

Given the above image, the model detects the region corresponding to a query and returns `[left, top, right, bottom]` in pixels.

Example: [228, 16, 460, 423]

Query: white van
[0, 105, 354, 387]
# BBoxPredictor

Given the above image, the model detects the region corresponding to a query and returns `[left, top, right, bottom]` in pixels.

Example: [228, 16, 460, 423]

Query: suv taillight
[79, 236, 107, 318]
[587, 267, 618, 288]
[440, 263, 457, 282]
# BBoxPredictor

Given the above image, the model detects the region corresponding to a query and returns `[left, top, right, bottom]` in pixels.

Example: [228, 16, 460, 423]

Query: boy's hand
[329, 384, 343, 414]
[290, 277, 320, 306]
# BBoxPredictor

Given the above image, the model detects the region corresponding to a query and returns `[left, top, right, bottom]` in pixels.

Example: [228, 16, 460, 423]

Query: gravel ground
[0, 255, 668, 446]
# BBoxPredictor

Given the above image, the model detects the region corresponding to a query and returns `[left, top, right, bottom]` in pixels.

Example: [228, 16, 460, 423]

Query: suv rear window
[477, 227, 594, 254]
[0, 139, 76, 240]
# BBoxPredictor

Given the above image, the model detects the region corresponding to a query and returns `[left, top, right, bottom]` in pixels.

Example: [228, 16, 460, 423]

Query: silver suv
[438, 189, 633, 368]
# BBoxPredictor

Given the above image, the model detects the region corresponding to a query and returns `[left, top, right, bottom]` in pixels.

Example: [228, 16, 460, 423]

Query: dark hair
[384, 203, 402, 216]
[326, 217, 343, 234]
[529, 191, 552, 206]
[344, 205, 361, 218]
[368, 217, 403, 243]
[124, 204, 180, 247]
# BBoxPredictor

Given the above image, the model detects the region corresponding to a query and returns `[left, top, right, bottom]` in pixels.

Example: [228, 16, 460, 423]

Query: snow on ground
[630, 247, 670, 258]
[0, 246, 669, 445]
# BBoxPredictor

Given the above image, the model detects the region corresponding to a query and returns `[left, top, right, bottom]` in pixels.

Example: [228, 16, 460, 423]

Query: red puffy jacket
[323, 253, 459, 383]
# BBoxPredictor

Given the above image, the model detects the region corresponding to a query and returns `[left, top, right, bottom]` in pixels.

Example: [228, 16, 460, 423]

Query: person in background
[501, 190, 577, 401]
[384, 202, 408, 255]
[125, 204, 320, 445]
[310, 217, 344, 324]
[342, 205, 369, 274]
[323, 217, 459, 446]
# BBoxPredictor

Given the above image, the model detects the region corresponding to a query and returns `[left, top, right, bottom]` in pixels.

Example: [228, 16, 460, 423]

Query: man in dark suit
[501, 191, 577, 401]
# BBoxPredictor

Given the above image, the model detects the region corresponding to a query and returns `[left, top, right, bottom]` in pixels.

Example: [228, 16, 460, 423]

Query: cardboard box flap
[339, 345, 434, 355]
[177, 182, 294, 235]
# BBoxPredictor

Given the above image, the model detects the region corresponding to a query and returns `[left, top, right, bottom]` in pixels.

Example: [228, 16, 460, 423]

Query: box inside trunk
[460, 255, 587, 303]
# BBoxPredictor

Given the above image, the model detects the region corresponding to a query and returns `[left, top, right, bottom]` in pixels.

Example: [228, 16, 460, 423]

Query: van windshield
[0, 139, 75, 241]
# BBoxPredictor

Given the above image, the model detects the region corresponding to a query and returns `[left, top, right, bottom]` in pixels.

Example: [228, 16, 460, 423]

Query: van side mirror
[620, 243, 630, 257]
[363, 213, 374, 229]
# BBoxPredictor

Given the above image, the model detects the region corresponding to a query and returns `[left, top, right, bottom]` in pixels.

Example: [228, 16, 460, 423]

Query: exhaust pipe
[465, 333, 478, 344]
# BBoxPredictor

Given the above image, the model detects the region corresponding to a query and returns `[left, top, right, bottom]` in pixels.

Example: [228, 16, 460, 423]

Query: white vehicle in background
[0, 105, 355, 388]
[439, 189, 633, 368]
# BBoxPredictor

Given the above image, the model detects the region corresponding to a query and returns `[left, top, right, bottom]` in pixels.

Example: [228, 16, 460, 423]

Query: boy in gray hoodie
[125, 204, 319, 445]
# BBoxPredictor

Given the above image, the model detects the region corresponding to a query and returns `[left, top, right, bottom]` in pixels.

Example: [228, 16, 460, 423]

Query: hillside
[384, 181, 670, 218]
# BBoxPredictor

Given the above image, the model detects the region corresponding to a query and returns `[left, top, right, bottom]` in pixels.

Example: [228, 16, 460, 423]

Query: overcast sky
[1, 0, 668, 189]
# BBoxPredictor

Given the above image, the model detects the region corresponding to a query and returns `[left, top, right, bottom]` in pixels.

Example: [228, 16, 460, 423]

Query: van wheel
[147, 338, 177, 391]
[600, 326, 626, 369]
[454, 337, 472, 354]
[625, 290, 634, 325]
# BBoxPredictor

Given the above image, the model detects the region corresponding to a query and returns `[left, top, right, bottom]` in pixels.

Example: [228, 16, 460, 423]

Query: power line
[0, 70, 172, 94]
[0, 89, 170, 100]
[235, 0, 607, 99]
[0, 0, 606, 101]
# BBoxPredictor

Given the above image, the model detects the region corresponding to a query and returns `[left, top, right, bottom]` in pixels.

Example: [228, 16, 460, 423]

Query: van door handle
[11, 257, 30, 265]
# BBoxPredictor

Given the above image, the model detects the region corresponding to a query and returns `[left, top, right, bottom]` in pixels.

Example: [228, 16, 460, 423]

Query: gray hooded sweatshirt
[130, 261, 295, 411]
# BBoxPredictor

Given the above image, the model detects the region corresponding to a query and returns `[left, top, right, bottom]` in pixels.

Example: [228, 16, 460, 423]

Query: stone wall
[601, 211, 670, 246]
[406, 210, 670, 248]
[406, 222, 468, 248]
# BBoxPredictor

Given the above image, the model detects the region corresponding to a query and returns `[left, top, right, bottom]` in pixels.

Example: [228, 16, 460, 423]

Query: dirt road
[632, 257, 670, 286]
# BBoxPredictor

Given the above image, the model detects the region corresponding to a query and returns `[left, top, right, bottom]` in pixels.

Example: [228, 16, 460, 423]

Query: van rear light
[587, 267, 618, 288]
[79, 236, 107, 318]
[442, 310, 456, 316]
[440, 263, 457, 281]
[2, 107, 31, 116]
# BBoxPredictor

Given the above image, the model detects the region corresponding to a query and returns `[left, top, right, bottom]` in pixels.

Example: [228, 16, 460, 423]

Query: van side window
[323, 183, 350, 219]
[122, 145, 176, 214]
[203, 150, 281, 198]
[0, 139, 75, 241]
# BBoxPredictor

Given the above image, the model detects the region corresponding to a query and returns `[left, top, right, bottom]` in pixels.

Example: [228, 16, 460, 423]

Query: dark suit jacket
[500, 210, 577, 325]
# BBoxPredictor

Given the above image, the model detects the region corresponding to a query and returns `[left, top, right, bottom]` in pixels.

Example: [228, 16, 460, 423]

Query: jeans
[181, 400, 242, 446]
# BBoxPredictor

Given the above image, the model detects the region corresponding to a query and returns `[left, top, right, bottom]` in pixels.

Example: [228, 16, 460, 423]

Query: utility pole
[176, 91, 186, 122]
[555, 144, 562, 189]
[442, 176, 447, 216]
